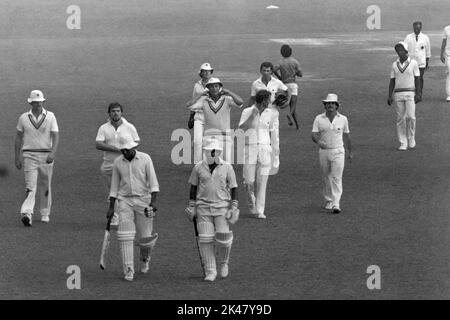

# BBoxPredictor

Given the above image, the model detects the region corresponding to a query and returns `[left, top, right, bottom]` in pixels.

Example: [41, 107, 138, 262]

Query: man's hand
[106, 207, 114, 220]
[318, 141, 327, 149]
[387, 96, 393, 106]
[347, 152, 353, 164]
[441, 55, 446, 64]
[185, 200, 196, 222]
[415, 93, 422, 104]
[15, 158, 22, 170]
[46, 152, 55, 164]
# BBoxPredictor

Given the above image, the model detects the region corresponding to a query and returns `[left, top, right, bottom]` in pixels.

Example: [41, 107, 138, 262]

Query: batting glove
[226, 200, 240, 225]
[185, 200, 196, 222]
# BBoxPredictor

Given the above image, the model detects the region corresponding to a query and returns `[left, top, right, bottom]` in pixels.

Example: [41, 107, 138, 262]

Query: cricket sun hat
[198, 62, 213, 75]
[322, 93, 340, 106]
[27, 90, 46, 103]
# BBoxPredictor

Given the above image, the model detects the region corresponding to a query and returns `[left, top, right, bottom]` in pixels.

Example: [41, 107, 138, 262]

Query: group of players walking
[13, 22, 450, 282]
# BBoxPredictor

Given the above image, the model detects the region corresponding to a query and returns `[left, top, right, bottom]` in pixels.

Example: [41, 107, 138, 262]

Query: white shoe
[110, 213, 119, 227]
[446, 96, 450, 102]
[408, 140, 416, 149]
[41, 215, 50, 223]
[219, 264, 229, 278]
[324, 201, 333, 210]
[140, 259, 150, 274]
[398, 145, 407, 151]
[204, 272, 217, 282]
[124, 267, 134, 281]
[257, 213, 266, 219]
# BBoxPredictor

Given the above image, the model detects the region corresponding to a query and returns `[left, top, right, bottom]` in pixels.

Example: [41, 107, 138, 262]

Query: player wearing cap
[15, 90, 59, 226]
[273, 44, 303, 130]
[312, 93, 352, 214]
[388, 41, 421, 150]
[186, 77, 243, 163]
[404, 21, 431, 97]
[187, 63, 214, 163]
[238, 90, 276, 219]
[248, 62, 290, 175]
[441, 25, 450, 102]
[185, 138, 239, 281]
[96, 102, 140, 226]
[108, 137, 159, 281]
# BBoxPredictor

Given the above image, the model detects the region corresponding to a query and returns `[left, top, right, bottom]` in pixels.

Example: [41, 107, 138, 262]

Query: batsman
[108, 137, 159, 281]
[185, 139, 239, 282]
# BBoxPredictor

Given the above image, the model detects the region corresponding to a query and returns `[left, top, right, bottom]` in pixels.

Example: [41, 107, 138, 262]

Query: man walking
[185, 139, 239, 282]
[388, 41, 421, 150]
[96, 102, 140, 226]
[108, 137, 159, 282]
[186, 77, 243, 163]
[441, 25, 450, 102]
[15, 90, 59, 226]
[238, 90, 276, 219]
[312, 93, 352, 214]
[404, 21, 431, 97]
[249, 62, 290, 175]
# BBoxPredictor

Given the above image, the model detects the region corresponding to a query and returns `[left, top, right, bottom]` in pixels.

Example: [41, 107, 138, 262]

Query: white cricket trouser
[319, 147, 345, 207]
[193, 118, 204, 164]
[203, 135, 233, 164]
[243, 144, 272, 215]
[21, 152, 53, 217]
[394, 92, 416, 147]
[446, 56, 450, 97]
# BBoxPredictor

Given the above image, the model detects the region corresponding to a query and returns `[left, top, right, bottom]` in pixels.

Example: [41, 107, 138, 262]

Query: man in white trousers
[186, 77, 243, 163]
[388, 41, 421, 150]
[441, 25, 450, 102]
[185, 139, 239, 282]
[15, 90, 59, 226]
[96, 102, 140, 226]
[312, 93, 352, 214]
[239, 90, 276, 219]
[108, 137, 159, 282]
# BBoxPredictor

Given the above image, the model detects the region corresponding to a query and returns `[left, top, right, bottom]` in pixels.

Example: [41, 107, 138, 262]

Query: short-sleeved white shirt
[189, 159, 238, 209]
[17, 108, 59, 151]
[390, 57, 420, 92]
[444, 25, 450, 56]
[404, 33, 431, 68]
[250, 76, 288, 108]
[96, 118, 140, 171]
[312, 112, 349, 149]
[193, 80, 208, 98]
[238, 105, 276, 145]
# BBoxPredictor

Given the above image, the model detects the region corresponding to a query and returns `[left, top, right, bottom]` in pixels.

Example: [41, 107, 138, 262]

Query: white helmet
[198, 62, 213, 75]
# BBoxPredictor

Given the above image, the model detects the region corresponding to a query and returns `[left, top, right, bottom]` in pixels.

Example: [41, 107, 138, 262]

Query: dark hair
[255, 90, 271, 103]
[108, 102, 123, 113]
[281, 44, 292, 57]
[259, 61, 273, 71]
[413, 21, 422, 27]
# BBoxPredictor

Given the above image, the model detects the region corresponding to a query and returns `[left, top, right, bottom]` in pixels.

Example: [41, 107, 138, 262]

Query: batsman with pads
[108, 137, 160, 281]
[185, 138, 239, 282]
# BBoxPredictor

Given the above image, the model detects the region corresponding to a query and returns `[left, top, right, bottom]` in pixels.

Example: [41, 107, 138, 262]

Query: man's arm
[387, 78, 395, 105]
[311, 132, 327, 149]
[414, 76, 421, 103]
[238, 108, 258, 130]
[186, 91, 208, 108]
[96, 141, 121, 153]
[426, 36, 431, 69]
[441, 38, 447, 64]
[222, 89, 244, 106]
[343, 132, 352, 163]
[146, 156, 160, 210]
[15, 130, 24, 170]
[47, 131, 59, 164]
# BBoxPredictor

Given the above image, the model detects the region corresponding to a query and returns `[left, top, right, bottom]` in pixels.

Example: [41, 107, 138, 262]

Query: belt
[394, 88, 415, 93]
[23, 149, 51, 153]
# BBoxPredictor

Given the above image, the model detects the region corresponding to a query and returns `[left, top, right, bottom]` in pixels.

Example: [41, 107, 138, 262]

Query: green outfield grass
[1, 0, 450, 299]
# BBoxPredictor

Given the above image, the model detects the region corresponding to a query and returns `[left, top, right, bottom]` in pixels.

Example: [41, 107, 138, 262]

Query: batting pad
[117, 226, 136, 275]
[215, 231, 233, 266]
[139, 233, 158, 261]
[197, 221, 215, 243]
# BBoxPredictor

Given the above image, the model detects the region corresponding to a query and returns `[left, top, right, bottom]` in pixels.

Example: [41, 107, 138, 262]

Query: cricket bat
[192, 216, 205, 276]
[100, 214, 114, 270]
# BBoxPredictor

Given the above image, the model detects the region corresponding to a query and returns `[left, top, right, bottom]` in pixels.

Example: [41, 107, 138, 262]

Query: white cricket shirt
[17, 108, 59, 151]
[312, 112, 350, 149]
[250, 76, 288, 107]
[404, 32, 431, 68]
[238, 105, 276, 145]
[390, 57, 420, 92]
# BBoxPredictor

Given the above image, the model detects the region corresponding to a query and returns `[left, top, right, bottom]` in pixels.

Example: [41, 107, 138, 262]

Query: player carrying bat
[185, 138, 239, 282]
[108, 137, 159, 282]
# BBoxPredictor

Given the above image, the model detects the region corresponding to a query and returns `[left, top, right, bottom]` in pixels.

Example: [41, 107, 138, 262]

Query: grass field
[1, 0, 450, 300]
